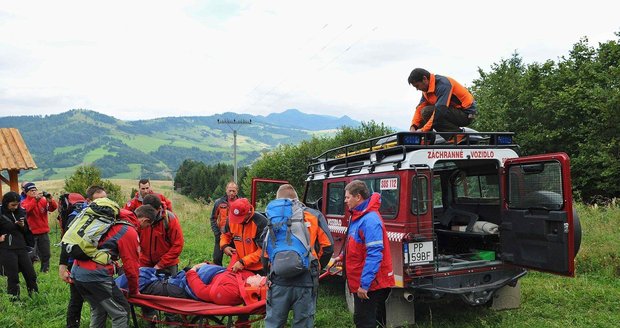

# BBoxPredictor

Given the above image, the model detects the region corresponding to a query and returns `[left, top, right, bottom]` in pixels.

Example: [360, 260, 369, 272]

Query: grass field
[1, 180, 618, 327]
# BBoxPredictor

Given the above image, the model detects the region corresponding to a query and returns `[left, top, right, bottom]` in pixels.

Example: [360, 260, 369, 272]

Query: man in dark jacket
[344, 180, 395, 328]
[210, 181, 238, 266]
[0, 191, 38, 299]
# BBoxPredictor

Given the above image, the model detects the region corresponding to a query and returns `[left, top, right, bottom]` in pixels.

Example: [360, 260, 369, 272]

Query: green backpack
[61, 198, 124, 265]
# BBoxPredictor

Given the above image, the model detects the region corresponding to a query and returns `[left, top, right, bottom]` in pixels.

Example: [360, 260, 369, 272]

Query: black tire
[572, 206, 582, 257]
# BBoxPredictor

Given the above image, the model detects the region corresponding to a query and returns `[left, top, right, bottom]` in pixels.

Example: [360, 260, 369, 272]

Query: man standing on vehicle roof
[124, 178, 173, 213]
[344, 180, 395, 328]
[408, 68, 477, 133]
[210, 181, 239, 266]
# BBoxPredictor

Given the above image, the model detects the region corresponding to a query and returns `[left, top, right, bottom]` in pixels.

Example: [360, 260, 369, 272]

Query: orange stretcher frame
[126, 293, 266, 328]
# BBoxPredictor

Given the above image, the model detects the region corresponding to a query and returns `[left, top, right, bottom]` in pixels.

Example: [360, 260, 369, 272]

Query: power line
[247, 24, 357, 108]
[270, 26, 379, 105]
[217, 118, 252, 184]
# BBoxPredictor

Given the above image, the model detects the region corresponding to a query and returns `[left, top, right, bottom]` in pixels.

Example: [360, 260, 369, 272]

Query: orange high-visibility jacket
[411, 74, 475, 131]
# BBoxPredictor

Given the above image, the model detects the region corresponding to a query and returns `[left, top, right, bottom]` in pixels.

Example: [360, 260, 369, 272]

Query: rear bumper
[408, 267, 527, 305]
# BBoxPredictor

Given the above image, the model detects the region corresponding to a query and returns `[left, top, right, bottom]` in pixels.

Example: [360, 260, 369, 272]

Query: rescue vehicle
[302, 130, 581, 326]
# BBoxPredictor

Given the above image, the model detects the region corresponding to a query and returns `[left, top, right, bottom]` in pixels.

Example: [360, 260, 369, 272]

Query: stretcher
[126, 292, 266, 327]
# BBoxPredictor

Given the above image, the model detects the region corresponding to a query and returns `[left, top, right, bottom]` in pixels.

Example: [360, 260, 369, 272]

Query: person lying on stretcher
[115, 262, 267, 306]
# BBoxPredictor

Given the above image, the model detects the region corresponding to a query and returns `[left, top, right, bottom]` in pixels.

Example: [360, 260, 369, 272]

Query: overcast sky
[1, 0, 619, 130]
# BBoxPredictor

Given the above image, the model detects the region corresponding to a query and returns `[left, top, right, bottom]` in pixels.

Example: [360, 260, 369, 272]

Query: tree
[241, 121, 394, 204]
[64, 165, 125, 205]
[174, 161, 247, 202]
[471, 32, 620, 202]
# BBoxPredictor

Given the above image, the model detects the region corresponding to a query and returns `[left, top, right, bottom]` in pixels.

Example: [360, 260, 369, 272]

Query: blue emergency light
[402, 134, 422, 145]
[496, 135, 513, 145]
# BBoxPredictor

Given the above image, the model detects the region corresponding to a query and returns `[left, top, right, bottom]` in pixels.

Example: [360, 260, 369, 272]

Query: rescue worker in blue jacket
[344, 180, 395, 328]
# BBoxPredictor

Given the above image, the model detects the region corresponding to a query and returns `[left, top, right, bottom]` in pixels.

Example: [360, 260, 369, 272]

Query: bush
[64, 165, 125, 205]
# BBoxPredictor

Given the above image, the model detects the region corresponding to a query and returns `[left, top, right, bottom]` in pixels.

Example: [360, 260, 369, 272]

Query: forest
[175, 33, 620, 204]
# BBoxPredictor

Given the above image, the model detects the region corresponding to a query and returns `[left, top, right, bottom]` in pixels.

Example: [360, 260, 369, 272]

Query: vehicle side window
[455, 174, 499, 204]
[411, 176, 429, 215]
[326, 182, 345, 215]
[305, 181, 323, 211]
[508, 161, 563, 210]
[362, 177, 399, 219]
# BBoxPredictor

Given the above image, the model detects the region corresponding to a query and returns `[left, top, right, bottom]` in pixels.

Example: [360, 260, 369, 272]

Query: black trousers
[33, 233, 51, 272]
[0, 248, 38, 298]
[420, 105, 473, 132]
[213, 233, 223, 266]
[353, 288, 391, 328]
[66, 262, 85, 328]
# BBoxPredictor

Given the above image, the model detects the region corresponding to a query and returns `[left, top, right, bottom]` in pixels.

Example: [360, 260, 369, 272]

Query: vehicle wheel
[573, 206, 582, 256]
[344, 280, 355, 314]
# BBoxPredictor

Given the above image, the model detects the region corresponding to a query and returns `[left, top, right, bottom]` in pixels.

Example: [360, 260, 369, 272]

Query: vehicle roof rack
[307, 131, 517, 178]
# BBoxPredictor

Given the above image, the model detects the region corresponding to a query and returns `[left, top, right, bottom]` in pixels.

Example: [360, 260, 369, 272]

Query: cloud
[0, 0, 619, 130]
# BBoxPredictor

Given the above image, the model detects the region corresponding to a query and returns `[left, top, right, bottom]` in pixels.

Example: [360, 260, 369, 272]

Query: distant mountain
[259, 109, 360, 130]
[0, 109, 360, 181]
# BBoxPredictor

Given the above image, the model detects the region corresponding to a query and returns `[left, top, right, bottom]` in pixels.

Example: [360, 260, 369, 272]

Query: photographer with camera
[21, 182, 57, 273]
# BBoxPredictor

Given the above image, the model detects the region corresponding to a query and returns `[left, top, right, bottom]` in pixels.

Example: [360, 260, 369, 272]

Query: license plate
[404, 241, 434, 265]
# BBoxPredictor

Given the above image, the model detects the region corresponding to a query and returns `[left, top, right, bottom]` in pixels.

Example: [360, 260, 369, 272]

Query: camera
[42, 191, 52, 198]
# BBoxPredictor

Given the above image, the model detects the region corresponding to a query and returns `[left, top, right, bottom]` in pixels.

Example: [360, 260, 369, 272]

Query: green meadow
[1, 181, 618, 327]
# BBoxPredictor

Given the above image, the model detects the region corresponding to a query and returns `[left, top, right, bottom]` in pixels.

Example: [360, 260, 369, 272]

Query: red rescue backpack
[57, 193, 87, 237]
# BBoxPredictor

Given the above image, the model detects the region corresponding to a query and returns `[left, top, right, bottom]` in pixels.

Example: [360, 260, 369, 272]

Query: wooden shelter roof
[0, 128, 37, 171]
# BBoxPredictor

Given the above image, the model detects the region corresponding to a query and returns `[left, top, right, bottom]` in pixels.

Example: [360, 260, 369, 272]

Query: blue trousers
[265, 284, 315, 328]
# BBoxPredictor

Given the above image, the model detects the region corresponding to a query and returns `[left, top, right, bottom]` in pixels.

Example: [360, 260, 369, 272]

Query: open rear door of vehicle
[500, 153, 575, 277]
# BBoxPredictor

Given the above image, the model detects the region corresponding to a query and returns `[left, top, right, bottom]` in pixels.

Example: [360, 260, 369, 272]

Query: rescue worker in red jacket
[124, 178, 173, 213]
[210, 181, 239, 266]
[185, 261, 264, 305]
[344, 180, 395, 328]
[21, 182, 58, 272]
[408, 68, 476, 133]
[70, 197, 140, 328]
[220, 198, 267, 275]
[137, 194, 184, 276]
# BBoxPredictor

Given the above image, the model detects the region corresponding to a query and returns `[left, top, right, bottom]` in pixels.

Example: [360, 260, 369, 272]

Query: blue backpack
[263, 199, 314, 278]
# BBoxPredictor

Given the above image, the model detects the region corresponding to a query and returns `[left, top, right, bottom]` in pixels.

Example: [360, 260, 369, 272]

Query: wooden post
[9, 169, 20, 192]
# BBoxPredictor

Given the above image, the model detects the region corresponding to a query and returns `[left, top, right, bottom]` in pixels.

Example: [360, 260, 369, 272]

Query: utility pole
[217, 118, 252, 184]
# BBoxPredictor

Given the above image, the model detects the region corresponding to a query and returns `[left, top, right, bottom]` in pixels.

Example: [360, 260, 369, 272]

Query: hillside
[0, 109, 360, 181]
